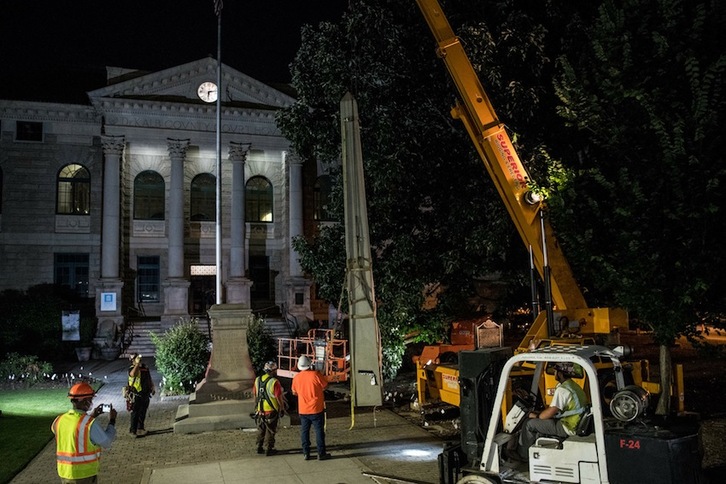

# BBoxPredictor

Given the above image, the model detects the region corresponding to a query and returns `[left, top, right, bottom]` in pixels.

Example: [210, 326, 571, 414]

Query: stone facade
[0, 58, 324, 329]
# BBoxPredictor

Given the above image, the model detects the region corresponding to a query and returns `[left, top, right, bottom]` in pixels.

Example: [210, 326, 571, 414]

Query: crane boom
[415, 0, 626, 346]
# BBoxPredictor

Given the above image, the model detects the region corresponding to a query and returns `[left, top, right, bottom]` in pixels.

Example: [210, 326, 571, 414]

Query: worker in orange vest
[291, 355, 331, 461]
[51, 382, 117, 483]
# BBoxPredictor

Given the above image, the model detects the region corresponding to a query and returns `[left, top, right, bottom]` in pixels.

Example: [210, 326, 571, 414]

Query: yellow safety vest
[255, 375, 280, 413]
[52, 410, 101, 479]
[558, 379, 588, 433]
[129, 373, 142, 392]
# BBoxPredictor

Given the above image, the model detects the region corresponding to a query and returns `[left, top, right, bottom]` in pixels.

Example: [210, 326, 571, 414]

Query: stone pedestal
[160, 278, 190, 329]
[95, 279, 124, 338]
[174, 304, 257, 434]
[286, 276, 313, 327]
[225, 277, 252, 305]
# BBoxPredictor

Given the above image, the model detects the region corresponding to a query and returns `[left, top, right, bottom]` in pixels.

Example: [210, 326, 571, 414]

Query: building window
[57, 164, 90, 215]
[0, 167, 3, 214]
[134, 170, 165, 220]
[245, 176, 273, 222]
[54, 253, 89, 297]
[314, 175, 332, 221]
[190, 173, 216, 221]
[16, 121, 43, 142]
[137, 256, 160, 302]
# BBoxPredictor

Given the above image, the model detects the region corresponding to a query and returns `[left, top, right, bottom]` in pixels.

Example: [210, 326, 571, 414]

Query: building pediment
[88, 57, 295, 110]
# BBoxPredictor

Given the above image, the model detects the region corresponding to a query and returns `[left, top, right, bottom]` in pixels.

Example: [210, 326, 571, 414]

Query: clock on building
[197, 81, 218, 103]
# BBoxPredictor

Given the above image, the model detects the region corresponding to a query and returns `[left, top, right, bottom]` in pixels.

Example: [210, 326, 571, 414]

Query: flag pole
[214, 1, 223, 305]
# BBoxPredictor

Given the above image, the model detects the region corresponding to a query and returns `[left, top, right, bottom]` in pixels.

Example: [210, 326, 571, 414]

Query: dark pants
[256, 412, 280, 450]
[518, 417, 569, 459]
[130, 394, 150, 433]
[300, 411, 326, 456]
[60, 476, 97, 483]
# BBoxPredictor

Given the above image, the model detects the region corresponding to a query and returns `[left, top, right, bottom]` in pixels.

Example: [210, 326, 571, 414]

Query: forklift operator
[517, 362, 587, 461]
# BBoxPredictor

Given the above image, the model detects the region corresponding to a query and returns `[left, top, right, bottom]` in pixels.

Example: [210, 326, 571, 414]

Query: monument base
[174, 303, 258, 433]
[173, 398, 256, 434]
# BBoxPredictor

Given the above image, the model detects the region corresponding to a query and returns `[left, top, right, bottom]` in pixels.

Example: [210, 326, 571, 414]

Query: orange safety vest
[51, 410, 102, 479]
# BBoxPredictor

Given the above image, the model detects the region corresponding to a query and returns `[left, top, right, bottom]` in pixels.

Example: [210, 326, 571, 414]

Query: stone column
[161, 139, 191, 328]
[284, 151, 313, 323]
[96, 135, 126, 344]
[226, 142, 252, 305]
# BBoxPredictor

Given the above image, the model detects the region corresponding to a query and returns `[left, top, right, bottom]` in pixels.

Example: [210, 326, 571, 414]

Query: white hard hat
[263, 361, 278, 372]
[297, 355, 311, 371]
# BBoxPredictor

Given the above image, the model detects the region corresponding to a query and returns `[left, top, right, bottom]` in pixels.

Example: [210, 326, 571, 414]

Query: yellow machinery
[413, 0, 682, 411]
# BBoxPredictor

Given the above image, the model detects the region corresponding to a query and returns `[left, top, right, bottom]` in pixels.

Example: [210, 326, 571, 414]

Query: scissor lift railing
[277, 329, 350, 383]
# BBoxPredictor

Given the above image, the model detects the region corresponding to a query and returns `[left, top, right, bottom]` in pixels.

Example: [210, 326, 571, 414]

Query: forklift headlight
[610, 385, 650, 422]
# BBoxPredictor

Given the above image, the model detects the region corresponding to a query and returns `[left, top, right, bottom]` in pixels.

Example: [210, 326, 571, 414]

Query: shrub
[0, 284, 95, 360]
[150, 318, 210, 395]
[0, 353, 53, 387]
[247, 314, 276, 374]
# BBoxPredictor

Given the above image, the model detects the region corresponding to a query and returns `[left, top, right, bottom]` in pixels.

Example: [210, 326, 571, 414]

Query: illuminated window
[54, 253, 89, 297]
[190, 173, 216, 221]
[134, 170, 165, 220]
[137, 256, 160, 302]
[245, 176, 273, 222]
[314, 175, 333, 221]
[57, 164, 90, 215]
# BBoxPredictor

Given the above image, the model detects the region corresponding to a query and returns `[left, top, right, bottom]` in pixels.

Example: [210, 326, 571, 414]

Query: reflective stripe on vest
[53, 411, 101, 479]
[556, 379, 587, 432]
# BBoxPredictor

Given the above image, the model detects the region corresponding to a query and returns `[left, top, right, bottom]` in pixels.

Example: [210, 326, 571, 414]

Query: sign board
[100, 292, 117, 311]
[62, 310, 80, 341]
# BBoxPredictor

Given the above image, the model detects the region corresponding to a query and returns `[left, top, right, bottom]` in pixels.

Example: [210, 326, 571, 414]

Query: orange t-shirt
[291, 369, 328, 414]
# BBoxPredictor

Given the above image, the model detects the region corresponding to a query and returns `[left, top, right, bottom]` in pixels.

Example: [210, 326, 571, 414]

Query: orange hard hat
[68, 382, 96, 399]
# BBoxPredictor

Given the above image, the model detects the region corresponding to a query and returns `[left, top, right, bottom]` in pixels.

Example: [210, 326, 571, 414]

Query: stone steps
[121, 316, 291, 358]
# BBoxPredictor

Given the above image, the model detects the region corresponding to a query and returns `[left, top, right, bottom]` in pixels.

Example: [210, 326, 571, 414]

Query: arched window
[133, 171, 165, 220]
[190, 173, 216, 221]
[314, 175, 332, 221]
[245, 176, 273, 222]
[57, 164, 90, 215]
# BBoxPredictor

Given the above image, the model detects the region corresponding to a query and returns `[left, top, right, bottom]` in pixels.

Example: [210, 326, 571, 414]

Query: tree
[280, 0, 531, 378]
[552, 0, 726, 413]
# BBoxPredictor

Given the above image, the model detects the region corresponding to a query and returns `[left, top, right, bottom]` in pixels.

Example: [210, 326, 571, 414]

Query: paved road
[10, 358, 442, 484]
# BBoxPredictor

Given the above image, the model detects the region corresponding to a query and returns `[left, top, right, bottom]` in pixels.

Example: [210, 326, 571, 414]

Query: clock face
[197, 82, 218, 103]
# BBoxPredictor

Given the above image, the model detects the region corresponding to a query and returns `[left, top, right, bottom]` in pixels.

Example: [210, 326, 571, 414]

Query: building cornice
[0, 100, 99, 124]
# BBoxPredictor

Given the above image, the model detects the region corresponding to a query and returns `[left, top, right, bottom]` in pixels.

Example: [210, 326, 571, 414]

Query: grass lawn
[0, 384, 102, 484]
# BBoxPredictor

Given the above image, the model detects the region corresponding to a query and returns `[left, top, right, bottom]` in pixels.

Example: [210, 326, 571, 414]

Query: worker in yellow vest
[253, 361, 287, 456]
[51, 382, 117, 483]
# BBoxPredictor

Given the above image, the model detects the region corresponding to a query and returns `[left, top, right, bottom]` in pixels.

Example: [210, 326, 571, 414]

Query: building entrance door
[190, 275, 215, 315]
[249, 255, 271, 303]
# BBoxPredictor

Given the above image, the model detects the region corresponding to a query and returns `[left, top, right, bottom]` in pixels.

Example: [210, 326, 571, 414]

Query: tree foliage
[280, 0, 528, 378]
[551, 0, 726, 344]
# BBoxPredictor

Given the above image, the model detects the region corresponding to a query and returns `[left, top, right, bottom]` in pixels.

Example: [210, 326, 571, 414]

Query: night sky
[1, 1, 348, 101]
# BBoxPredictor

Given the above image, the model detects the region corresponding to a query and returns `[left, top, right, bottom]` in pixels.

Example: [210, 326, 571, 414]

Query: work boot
[303, 454, 311, 461]
[318, 452, 332, 461]
[256, 446, 264, 455]
[265, 448, 277, 456]
[136, 429, 148, 437]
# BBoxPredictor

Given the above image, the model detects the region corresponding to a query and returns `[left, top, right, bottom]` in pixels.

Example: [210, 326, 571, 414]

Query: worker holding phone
[51, 382, 117, 483]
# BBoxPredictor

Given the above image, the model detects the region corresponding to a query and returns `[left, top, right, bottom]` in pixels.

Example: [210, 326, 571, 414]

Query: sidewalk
[10, 359, 442, 484]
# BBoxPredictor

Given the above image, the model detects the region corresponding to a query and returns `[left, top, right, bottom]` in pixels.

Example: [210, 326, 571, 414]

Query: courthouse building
[0, 57, 332, 336]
